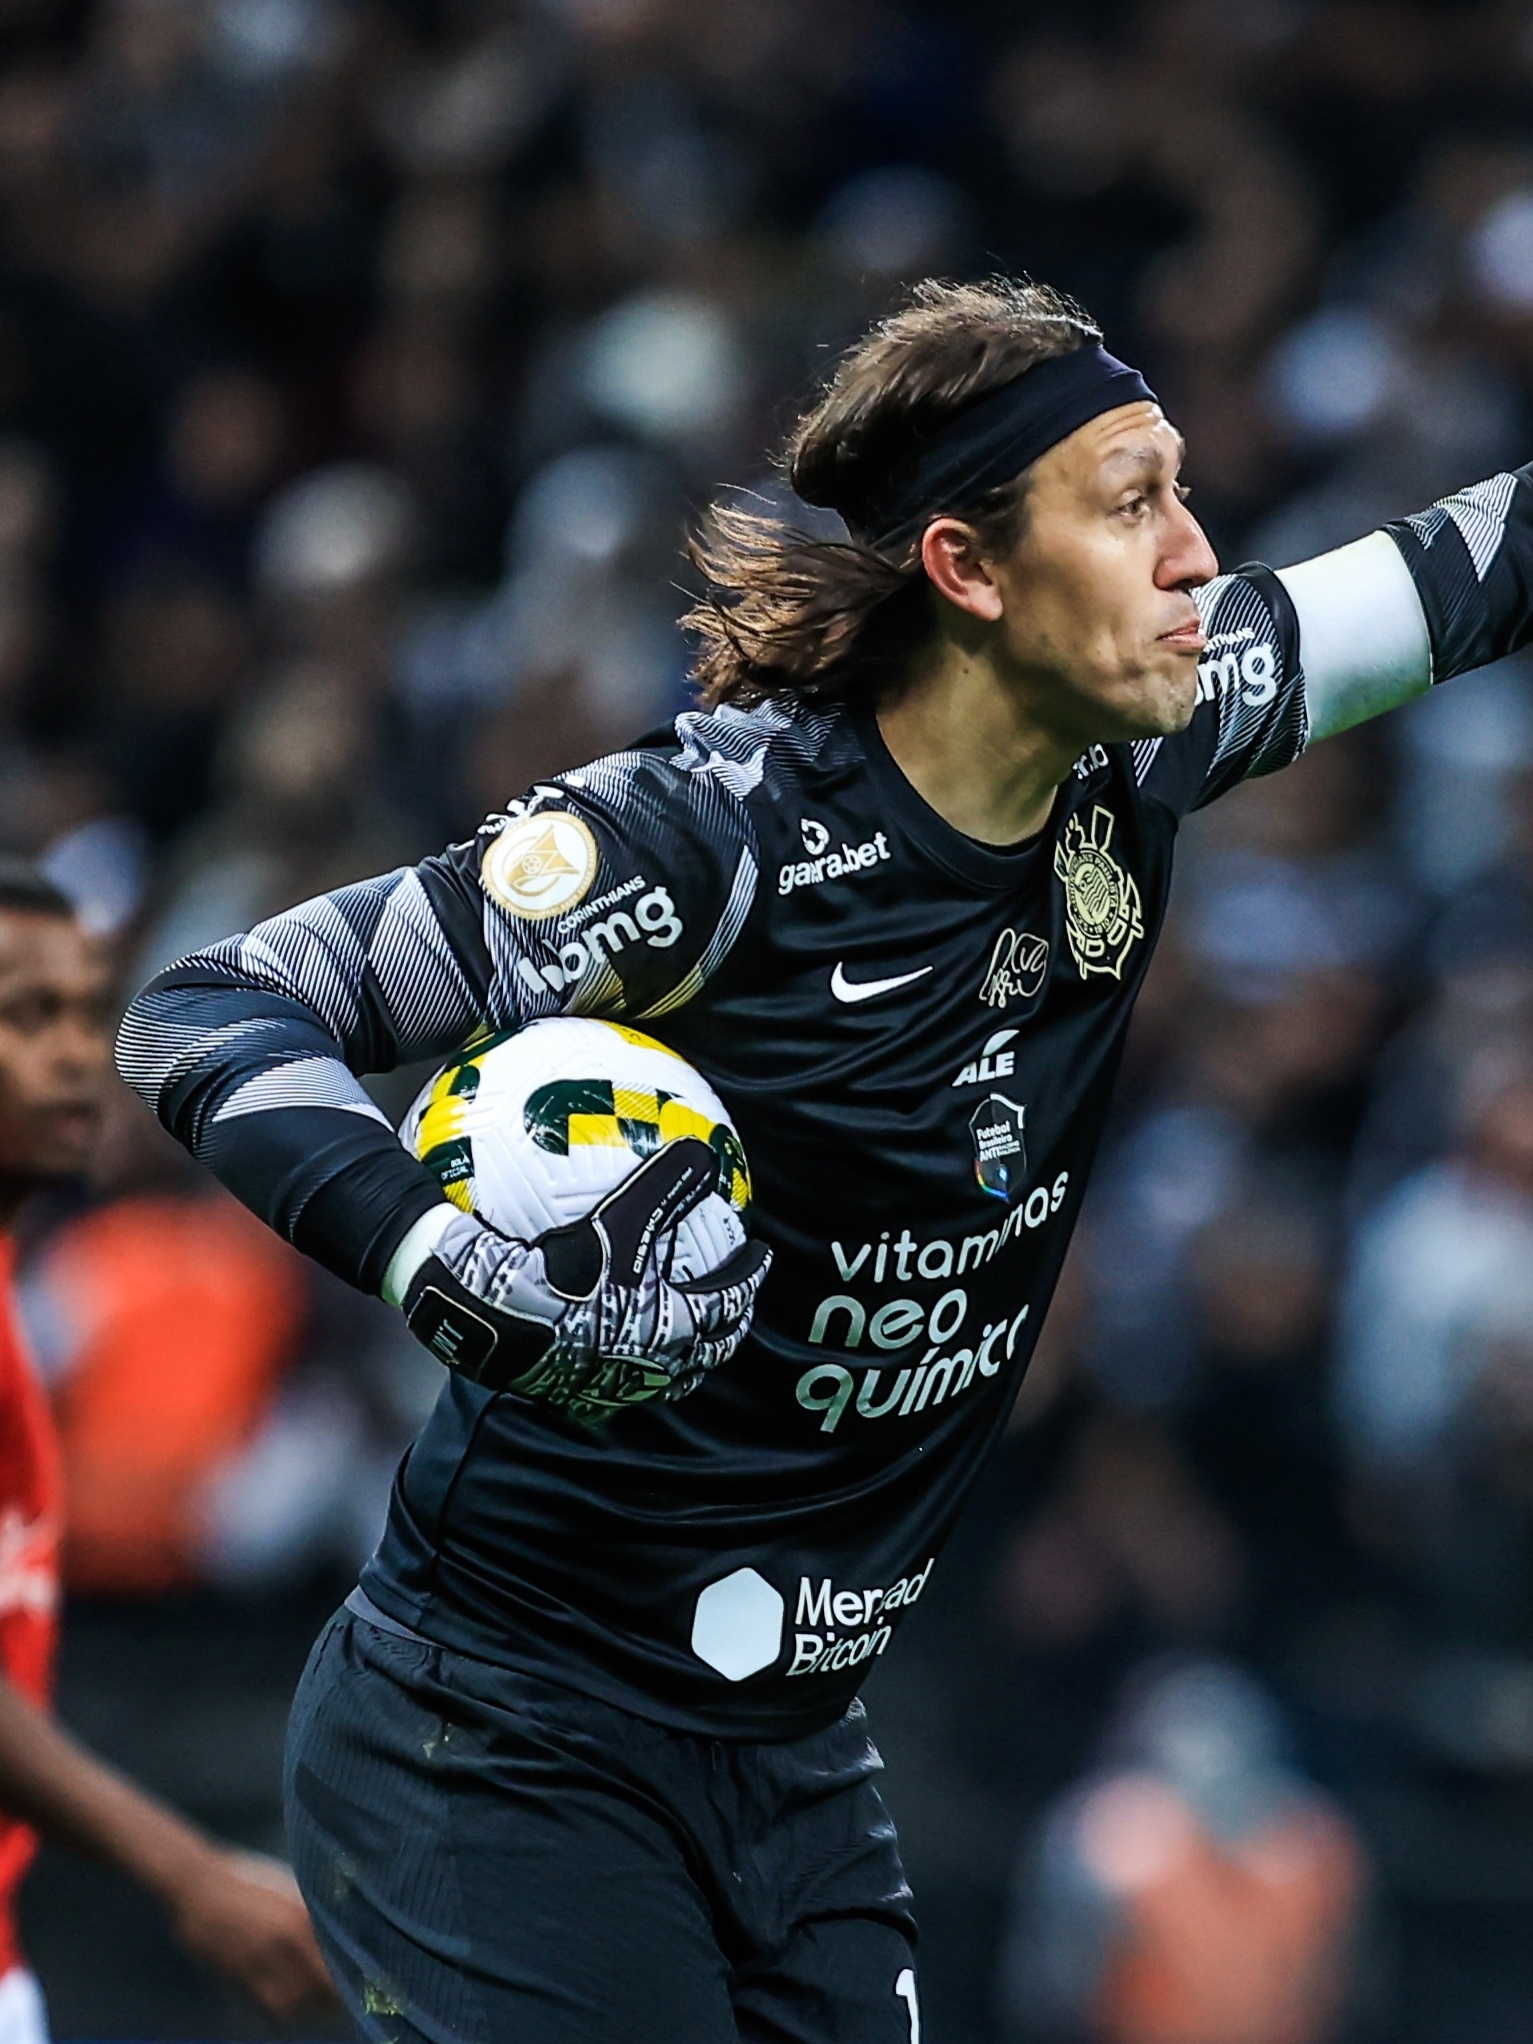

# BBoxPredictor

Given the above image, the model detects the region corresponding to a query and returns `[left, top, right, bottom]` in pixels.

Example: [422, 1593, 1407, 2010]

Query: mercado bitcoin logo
[481, 812, 598, 920]
[1053, 805, 1144, 980]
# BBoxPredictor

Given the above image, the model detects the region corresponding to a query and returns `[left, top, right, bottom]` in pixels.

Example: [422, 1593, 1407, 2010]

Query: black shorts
[285, 1608, 920, 2044]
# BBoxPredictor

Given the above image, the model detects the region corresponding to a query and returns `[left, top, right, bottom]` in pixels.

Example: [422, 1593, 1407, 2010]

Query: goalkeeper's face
[0, 909, 112, 1191]
[923, 402, 1219, 747]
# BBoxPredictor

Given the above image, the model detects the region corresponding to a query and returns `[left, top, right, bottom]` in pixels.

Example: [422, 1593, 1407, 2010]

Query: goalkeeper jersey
[118, 473, 1522, 1735]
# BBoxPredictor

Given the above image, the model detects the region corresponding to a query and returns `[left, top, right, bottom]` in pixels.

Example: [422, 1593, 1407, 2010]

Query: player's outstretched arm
[0, 1672, 336, 2017]
[1158, 466, 1533, 816]
[1278, 466, 1533, 742]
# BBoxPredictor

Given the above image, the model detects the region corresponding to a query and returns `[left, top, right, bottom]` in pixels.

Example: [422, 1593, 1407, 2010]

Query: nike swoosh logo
[830, 962, 934, 1004]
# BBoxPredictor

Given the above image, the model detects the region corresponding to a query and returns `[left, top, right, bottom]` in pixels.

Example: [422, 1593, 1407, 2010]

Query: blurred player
[120, 277, 1533, 2042]
[0, 862, 334, 2041]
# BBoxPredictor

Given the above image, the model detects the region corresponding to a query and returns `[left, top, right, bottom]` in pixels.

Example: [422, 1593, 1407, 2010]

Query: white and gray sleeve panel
[1277, 467, 1533, 744]
[115, 736, 763, 1294]
[1277, 530, 1432, 742]
[1382, 467, 1533, 684]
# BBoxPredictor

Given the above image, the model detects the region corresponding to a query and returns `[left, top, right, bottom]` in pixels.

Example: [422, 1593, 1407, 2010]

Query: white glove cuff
[381, 1203, 463, 1309]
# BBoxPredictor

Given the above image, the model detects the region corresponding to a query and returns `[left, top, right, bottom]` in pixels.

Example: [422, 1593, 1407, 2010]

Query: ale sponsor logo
[952, 1027, 1017, 1087]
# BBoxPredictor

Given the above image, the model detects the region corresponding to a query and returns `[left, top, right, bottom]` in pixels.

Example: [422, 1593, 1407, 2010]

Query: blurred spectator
[0, 858, 334, 2028]
[1337, 1064, 1533, 1661]
[999, 1659, 1368, 2044]
[997, 1418, 1245, 1654]
[19, 1089, 304, 1597]
[135, 655, 416, 975]
[95, 575, 251, 843]
[112, 363, 290, 591]
[1339, 1065, 1533, 1483]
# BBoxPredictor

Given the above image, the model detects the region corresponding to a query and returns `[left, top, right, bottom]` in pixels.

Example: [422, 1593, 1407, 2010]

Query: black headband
[851, 343, 1157, 546]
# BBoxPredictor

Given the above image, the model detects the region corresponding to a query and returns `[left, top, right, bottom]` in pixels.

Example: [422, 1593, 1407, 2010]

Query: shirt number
[895, 1967, 920, 2044]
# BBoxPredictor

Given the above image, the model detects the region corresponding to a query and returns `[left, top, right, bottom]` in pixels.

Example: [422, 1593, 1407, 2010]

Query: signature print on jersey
[1053, 806, 1145, 979]
[980, 928, 1049, 1008]
[482, 812, 598, 920]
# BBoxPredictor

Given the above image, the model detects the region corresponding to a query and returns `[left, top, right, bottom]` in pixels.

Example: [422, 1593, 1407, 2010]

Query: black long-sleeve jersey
[117, 474, 1533, 1737]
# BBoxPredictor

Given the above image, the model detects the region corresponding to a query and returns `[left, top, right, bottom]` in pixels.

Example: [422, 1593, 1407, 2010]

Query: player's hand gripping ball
[397, 1020, 769, 1421]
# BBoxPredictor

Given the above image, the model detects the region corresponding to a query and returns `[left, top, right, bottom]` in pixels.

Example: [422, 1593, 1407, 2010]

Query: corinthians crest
[1053, 805, 1145, 980]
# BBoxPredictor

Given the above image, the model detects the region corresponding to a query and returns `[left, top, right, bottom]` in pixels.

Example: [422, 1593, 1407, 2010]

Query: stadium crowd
[4, 0, 1533, 2035]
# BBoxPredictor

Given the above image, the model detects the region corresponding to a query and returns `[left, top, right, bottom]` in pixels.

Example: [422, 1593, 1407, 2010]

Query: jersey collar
[850, 708, 1060, 892]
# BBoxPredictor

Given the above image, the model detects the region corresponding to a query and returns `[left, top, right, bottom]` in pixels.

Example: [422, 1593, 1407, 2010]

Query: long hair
[685, 278, 1100, 711]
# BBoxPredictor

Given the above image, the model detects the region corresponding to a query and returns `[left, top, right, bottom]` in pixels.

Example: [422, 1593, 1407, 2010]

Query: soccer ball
[400, 1018, 751, 1283]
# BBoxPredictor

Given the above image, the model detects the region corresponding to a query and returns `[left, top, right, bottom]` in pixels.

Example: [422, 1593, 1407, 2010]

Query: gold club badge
[481, 812, 598, 920]
[1053, 805, 1144, 980]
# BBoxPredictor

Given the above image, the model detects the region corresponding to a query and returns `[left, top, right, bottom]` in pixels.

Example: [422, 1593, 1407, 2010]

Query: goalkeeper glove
[386, 1138, 770, 1422]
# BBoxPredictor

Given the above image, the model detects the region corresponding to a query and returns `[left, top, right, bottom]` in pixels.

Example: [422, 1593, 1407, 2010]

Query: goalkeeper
[120, 277, 1533, 2044]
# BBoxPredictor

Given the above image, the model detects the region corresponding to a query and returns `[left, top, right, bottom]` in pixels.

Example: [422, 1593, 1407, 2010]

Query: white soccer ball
[400, 1018, 751, 1282]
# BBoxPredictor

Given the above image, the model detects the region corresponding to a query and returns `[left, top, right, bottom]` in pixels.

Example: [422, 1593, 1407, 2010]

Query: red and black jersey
[0, 1240, 61, 1973]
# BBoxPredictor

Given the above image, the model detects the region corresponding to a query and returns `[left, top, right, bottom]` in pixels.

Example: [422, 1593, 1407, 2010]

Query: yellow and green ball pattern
[401, 1018, 752, 1282]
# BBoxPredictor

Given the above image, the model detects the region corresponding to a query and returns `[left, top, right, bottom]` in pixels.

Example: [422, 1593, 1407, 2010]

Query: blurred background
[4, 0, 1533, 2035]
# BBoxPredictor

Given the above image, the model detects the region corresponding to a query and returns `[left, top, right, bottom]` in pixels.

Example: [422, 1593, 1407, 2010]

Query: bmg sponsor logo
[1196, 633, 1277, 708]
[514, 883, 684, 998]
